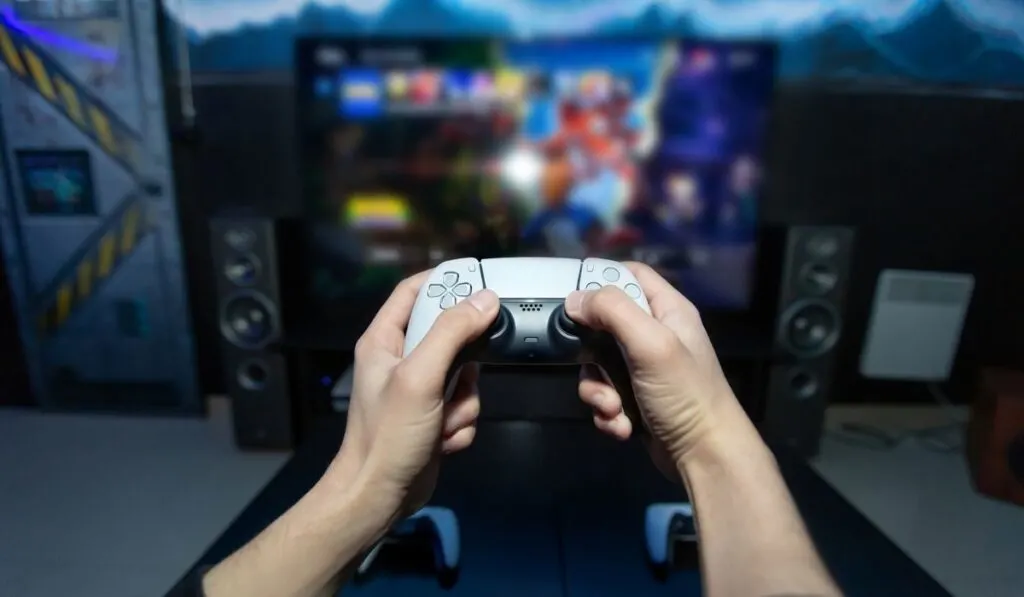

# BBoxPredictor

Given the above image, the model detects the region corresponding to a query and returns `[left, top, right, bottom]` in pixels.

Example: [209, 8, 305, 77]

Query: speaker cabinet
[764, 226, 855, 457]
[210, 217, 293, 450]
[968, 368, 1024, 506]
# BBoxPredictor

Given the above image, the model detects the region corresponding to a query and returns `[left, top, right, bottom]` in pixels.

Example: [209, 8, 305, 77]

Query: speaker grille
[519, 303, 542, 312]
[767, 226, 854, 458]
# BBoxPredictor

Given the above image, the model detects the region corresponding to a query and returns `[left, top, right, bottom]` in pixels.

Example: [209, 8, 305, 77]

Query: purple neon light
[1, 7, 118, 64]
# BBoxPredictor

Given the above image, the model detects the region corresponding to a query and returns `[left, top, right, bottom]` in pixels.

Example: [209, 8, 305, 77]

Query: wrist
[675, 403, 773, 478]
[309, 462, 402, 552]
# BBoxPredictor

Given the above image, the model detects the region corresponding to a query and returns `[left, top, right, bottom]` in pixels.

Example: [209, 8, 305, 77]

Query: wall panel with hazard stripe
[0, 0, 199, 412]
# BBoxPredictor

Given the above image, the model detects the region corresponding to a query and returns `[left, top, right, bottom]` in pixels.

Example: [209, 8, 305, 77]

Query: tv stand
[284, 309, 774, 359]
[285, 310, 775, 442]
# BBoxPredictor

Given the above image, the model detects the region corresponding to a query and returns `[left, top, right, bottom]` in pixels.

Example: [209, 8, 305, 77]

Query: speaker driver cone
[798, 262, 839, 295]
[779, 299, 840, 358]
[220, 292, 280, 349]
[237, 359, 270, 391]
[788, 368, 820, 400]
[224, 253, 262, 286]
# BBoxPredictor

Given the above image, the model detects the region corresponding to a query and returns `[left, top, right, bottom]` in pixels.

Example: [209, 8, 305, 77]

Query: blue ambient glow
[1, 7, 118, 64]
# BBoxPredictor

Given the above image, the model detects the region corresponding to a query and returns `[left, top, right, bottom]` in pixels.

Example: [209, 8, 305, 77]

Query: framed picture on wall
[15, 150, 98, 216]
[12, 0, 119, 20]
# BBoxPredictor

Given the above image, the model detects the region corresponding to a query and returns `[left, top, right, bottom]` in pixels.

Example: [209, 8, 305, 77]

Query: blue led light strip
[0, 7, 117, 64]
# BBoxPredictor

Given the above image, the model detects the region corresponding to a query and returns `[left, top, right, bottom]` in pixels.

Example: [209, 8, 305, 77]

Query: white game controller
[645, 502, 696, 579]
[405, 258, 651, 410]
[405, 257, 650, 357]
[356, 506, 460, 588]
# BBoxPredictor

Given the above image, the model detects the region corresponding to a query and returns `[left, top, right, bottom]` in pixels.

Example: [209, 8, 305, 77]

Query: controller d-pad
[434, 271, 473, 310]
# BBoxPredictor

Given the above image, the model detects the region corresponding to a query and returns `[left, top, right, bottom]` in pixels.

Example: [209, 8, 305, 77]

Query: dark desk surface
[167, 420, 951, 597]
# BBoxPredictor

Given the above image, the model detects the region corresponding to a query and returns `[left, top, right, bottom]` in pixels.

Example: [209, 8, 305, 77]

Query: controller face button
[440, 294, 457, 310]
[586, 282, 602, 290]
[452, 282, 473, 297]
[427, 284, 446, 298]
[625, 283, 642, 299]
[603, 267, 621, 282]
[442, 272, 460, 286]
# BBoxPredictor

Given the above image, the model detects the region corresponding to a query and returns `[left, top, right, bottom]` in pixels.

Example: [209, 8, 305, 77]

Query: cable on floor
[828, 382, 965, 454]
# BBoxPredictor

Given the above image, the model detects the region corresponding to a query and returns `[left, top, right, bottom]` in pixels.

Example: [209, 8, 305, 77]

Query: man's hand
[203, 273, 499, 597]
[327, 272, 500, 518]
[566, 263, 841, 597]
[566, 262, 740, 470]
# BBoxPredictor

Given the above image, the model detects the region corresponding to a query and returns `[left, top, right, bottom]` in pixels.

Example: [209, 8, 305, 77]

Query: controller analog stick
[489, 306, 512, 342]
[554, 305, 580, 337]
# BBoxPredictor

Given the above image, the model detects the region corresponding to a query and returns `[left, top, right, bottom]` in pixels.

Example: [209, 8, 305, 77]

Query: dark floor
[0, 402, 1020, 597]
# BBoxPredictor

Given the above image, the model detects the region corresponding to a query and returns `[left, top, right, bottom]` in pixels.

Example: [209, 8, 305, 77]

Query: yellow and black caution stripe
[35, 194, 153, 338]
[0, 14, 144, 179]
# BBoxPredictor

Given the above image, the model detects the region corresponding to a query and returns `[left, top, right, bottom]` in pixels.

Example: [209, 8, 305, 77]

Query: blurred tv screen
[297, 38, 776, 309]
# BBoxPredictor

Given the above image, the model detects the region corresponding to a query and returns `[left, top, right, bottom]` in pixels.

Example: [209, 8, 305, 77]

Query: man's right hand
[564, 262, 750, 472]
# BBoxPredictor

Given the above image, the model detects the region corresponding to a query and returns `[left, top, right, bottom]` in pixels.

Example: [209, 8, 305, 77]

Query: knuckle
[645, 328, 686, 363]
[353, 334, 375, 360]
[662, 298, 702, 331]
[681, 300, 702, 325]
[396, 270, 430, 296]
[389, 362, 418, 393]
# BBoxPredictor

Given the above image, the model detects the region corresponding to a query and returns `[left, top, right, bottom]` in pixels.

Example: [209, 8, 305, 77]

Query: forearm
[202, 472, 396, 597]
[680, 406, 842, 597]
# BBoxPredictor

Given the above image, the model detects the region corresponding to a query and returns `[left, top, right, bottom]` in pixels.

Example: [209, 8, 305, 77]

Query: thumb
[401, 290, 499, 389]
[565, 286, 680, 366]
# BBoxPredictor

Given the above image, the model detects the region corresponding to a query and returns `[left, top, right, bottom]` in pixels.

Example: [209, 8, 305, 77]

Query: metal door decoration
[0, 0, 198, 412]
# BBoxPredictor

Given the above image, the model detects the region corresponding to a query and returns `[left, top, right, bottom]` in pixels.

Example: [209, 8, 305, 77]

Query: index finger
[361, 270, 430, 356]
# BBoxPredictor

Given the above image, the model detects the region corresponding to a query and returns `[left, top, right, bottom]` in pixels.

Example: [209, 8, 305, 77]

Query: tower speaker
[968, 368, 1024, 506]
[210, 217, 293, 450]
[764, 226, 855, 457]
